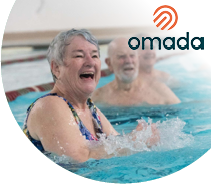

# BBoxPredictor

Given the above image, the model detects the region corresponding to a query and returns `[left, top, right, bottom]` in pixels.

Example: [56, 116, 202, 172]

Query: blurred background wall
[3, 0, 169, 47]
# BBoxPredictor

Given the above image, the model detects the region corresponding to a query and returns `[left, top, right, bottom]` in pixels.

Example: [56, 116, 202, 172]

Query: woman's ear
[51, 61, 60, 80]
[105, 58, 113, 72]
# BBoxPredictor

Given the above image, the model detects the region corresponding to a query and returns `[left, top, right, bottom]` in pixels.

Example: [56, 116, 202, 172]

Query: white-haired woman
[23, 29, 159, 163]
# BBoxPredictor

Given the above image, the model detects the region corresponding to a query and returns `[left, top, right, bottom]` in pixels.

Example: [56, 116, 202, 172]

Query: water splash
[88, 118, 194, 156]
[48, 118, 194, 163]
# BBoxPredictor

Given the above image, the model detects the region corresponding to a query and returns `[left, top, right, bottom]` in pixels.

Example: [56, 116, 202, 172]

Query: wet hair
[47, 29, 100, 81]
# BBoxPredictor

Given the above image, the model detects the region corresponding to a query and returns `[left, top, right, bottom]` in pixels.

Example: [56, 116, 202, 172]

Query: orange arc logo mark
[153, 5, 178, 30]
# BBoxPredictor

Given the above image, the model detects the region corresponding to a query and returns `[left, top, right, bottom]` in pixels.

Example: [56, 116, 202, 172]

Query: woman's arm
[27, 96, 159, 163]
[97, 108, 160, 147]
[27, 96, 96, 162]
[96, 107, 119, 136]
[27, 96, 123, 162]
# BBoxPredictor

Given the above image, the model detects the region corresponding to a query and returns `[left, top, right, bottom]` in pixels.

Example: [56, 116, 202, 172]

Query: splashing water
[49, 118, 193, 164]
[90, 118, 193, 155]
[7, 52, 211, 183]
[154, 118, 194, 151]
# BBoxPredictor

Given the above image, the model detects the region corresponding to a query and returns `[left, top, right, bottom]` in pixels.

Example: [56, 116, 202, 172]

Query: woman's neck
[51, 82, 89, 110]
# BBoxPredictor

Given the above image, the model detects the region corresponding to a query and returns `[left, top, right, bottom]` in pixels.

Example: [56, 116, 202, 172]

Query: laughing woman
[23, 29, 159, 163]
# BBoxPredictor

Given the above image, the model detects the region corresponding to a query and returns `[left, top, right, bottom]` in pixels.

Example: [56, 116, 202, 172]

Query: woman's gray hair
[47, 29, 100, 81]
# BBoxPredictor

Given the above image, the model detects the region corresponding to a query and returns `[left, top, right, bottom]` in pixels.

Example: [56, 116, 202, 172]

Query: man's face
[138, 39, 157, 69]
[110, 39, 139, 83]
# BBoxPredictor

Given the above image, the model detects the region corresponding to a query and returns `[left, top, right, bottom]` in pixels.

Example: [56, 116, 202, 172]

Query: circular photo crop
[1, 0, 211, 183]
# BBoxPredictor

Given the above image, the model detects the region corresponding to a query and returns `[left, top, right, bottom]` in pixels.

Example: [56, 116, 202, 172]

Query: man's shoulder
[149, 79, 171, 93]
[149, 80, 180, 104]
[154, 69, 170, 78]
[92, 83, 113, 102]
[92, 85, 106, 96]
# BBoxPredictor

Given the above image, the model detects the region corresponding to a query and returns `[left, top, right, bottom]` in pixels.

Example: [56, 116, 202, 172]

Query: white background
[1, 0, 211, 184]
[5, 0, 153, 33]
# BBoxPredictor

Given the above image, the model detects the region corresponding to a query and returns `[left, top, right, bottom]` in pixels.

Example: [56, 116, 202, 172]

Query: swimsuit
[22, 93, 103, 153]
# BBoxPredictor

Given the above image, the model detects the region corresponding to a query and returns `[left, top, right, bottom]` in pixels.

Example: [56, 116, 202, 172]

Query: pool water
[8, 52, 211, 183]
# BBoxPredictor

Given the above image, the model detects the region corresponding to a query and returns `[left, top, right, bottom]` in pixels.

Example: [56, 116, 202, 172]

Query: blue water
[8, 52, 211, 183]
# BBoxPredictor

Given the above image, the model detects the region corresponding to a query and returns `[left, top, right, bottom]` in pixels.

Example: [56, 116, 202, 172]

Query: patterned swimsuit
[23, 93, 103, 153]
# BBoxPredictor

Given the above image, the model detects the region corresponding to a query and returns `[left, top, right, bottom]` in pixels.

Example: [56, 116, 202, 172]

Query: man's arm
[164, 84, 181, 104]
[154, 81, 181, 104]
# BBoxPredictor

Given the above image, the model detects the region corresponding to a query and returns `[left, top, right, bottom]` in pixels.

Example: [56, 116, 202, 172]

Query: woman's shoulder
[30, 94, 71, 118]
[27, 94, 75, 135]
[38, 94, 68, 106]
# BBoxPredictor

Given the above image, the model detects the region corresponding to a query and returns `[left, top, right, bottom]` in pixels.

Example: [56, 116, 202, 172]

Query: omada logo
[153, 5, 178, 30]
[128, 5, 204, 51]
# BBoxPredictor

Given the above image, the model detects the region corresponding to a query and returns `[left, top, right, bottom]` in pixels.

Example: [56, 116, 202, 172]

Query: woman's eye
[76, 55, 82, 58]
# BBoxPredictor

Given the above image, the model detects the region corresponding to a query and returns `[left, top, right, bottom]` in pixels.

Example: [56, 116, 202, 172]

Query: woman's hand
[146, 123, 160, 147]
[135, 120, 148, 131]
[135, 120, 160, 147]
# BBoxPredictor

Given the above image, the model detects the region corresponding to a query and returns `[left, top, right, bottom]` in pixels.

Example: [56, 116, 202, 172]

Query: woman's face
[58, 36, 101, 96]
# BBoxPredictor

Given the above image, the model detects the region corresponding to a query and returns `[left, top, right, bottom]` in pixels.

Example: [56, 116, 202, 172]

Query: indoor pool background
[7, 52, 211, 183]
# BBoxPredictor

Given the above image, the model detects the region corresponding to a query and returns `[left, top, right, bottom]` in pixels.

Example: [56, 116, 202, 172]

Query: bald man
[136, 33, 171, 83]
[92, 37, 180, 106]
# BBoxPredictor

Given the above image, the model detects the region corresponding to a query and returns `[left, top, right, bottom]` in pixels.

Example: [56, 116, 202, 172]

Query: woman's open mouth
[80, 72, 94, 80]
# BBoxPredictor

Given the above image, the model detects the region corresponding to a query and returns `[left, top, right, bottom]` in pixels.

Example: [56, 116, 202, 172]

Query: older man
[136, 33, 170, 83]
[92, 37, 180, 106]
